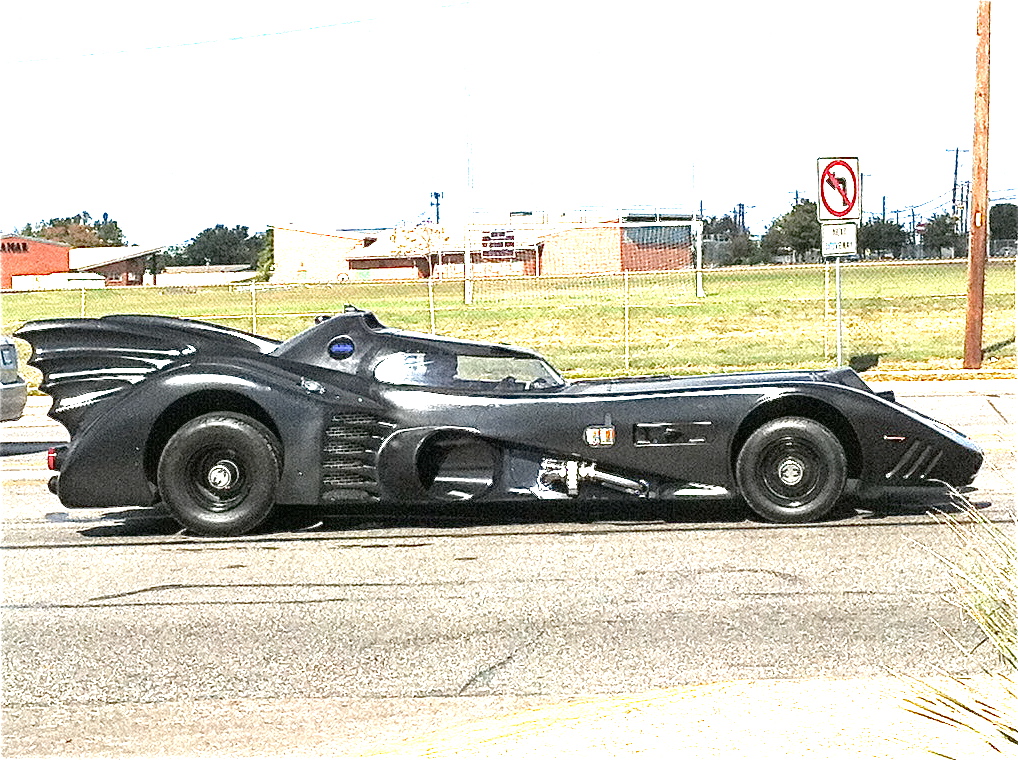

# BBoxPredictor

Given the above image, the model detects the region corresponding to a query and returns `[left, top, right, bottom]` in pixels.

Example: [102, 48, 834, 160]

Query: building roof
[162, 264, 252, 274]
[70, 246, 164, 271]
[1, 233, 71, 248]
[271, 224, 373, 242]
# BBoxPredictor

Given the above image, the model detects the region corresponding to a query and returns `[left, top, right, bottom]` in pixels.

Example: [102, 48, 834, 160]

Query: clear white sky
[3, 0, 1014, 246]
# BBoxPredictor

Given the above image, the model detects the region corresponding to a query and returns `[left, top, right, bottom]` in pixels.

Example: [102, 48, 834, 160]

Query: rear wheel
[157, 413, 281, 536]
[735, 416, 846, 523]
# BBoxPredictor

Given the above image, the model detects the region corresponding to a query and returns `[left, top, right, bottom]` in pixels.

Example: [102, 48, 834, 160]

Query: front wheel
[735, 416, 847, 523]
[157, 413, 281, 536]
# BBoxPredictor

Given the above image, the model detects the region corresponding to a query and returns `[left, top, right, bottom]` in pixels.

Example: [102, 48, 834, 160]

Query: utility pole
[430, 192, 443, 224]
[960, 181, 971, 234]
[950, 147, 960, 216]
[964, 0, 991, 369]
[947, 147, 970, 233]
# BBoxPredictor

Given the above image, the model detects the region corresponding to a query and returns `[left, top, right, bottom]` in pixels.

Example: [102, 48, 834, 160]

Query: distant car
[0, 336, 28, 422]
[17, 308, 983, 537]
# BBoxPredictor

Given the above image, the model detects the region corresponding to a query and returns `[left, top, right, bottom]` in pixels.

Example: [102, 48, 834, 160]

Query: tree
[989, 203, 1016, 241]
[256, 228, 274, 281]
[709, 232, 769, 266]
[921, 213, 963, 255]
[761, 200, 821, 263]
[178, 225, 265, 267]
[390, 224, 450, 258]
[389, 224, 450, 277]
[21, 211, 126, 247]
[154, 243, 185, 273]
[728, 233, 770, 265]
[703, 215, 739, 240]
[858, 218, 908, 258]
[92, 212, 126, 246]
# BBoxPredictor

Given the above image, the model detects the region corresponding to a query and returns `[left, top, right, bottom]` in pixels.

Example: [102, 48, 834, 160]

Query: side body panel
[54, 358, 379, 508]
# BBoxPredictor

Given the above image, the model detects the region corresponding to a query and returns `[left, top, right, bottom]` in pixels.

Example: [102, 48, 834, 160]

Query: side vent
[321, 412, 396, 502]
[886, 440, 943, 481]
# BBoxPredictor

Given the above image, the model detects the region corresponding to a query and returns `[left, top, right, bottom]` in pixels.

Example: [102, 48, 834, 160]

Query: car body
[16, 308, 982, 536]
[0, 336, 28, 422]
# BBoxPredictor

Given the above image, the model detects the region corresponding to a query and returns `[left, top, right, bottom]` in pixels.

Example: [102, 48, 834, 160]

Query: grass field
[3, 259, 1014, 382]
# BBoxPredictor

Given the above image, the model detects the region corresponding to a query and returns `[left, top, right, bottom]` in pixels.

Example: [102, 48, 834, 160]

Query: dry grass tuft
[905, 497, 1017, 757]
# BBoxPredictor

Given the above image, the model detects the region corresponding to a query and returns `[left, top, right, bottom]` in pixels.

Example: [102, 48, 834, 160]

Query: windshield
[374, 351, 565, 391]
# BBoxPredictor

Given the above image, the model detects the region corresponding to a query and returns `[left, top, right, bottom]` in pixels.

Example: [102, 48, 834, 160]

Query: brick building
[491, 213, 694, 276]
[269, 212, 697, 282]
[0, 234, 71, 289]
[70, 246, 162, 286]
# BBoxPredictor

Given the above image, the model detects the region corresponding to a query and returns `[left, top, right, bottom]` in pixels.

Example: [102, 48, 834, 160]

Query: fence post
[428, 276, 437, 334]
[623, 271, 631, 372]
[694, 220, 706, 298]
[80, 287, 86, 318]
[250, 281, 257, 333]
[463, 231, 474, 305]
[823, 263, 831, 359]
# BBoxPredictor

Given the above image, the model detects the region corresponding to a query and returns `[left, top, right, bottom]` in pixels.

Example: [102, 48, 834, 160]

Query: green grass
[3, 260, 1014, 379]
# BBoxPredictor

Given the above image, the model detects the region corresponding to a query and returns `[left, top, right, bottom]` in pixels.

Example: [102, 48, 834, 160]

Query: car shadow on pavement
[73, 501, 752, 540]
[71, 490, 997, 541]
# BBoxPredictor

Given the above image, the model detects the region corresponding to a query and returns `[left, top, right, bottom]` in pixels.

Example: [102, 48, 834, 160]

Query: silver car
[1, 336, 28, 422]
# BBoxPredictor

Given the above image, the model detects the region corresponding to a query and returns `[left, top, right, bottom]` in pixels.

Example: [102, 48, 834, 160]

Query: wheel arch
[731, 394, 862, 480]
[144, 390, 280, 482]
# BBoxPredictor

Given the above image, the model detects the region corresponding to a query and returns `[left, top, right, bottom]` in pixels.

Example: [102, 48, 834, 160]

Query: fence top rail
[1, 257, 1013, 297]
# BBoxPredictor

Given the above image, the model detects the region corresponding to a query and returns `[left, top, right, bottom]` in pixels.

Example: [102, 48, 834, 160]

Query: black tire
[157, 413, 281, 536]
[735, 416, 847, 523]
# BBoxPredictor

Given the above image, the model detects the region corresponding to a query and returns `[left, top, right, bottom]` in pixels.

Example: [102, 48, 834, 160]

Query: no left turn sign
[817, 157, 860, 221]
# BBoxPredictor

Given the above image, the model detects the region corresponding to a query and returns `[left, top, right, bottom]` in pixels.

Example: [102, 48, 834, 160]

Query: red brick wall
[620, 238, 693, 271]
[0, 237, 71, 289]
[87, 258, 147, 286]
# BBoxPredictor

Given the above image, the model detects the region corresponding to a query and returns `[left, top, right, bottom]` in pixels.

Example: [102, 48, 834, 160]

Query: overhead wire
[10, 2, 472, 65]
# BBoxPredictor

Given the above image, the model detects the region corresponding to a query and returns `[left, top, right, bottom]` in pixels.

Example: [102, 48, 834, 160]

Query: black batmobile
[16, 308, 982, 536]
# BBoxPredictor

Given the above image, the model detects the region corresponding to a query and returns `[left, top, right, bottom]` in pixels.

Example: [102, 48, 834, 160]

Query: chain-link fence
[4, 257, 1014, 381]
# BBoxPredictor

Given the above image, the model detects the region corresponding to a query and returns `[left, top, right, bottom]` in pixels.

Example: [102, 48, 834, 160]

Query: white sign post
[817, 158, 861, 367]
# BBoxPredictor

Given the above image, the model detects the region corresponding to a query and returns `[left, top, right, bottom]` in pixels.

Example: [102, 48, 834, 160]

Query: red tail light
[47, 447, 58, 470]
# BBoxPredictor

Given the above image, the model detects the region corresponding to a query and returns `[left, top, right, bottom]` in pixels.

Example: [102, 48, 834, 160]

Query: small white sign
[822, 222, 857, 255]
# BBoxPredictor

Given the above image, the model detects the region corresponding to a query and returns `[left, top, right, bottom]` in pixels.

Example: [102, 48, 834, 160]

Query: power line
[10, 2, 471, 64]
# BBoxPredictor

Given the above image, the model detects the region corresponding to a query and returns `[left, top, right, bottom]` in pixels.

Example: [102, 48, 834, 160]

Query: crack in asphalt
[987, 398, 1011, 424]
[1, 588, 949, 612]
[87, 582, 473, 602]
[693, 567, 802, 583]
[457, 635, 543, 696]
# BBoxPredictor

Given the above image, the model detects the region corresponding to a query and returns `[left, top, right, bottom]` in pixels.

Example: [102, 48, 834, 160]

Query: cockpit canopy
[273, 307, 566, 392]
[373, 351, 564, 391]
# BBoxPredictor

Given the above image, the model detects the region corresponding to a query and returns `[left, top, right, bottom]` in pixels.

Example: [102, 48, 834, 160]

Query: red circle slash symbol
[820, 159, 858, 218]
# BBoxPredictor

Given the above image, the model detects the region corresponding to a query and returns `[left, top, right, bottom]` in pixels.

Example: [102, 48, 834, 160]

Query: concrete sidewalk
[354, 676, 1010, 759]
[4, 676, 1009, 758]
